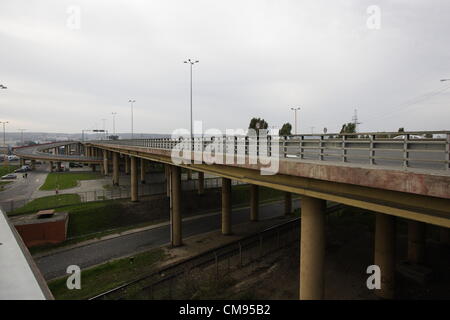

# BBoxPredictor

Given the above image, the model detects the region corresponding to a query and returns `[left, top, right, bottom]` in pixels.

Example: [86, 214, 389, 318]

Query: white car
[393, 135, 424, 140]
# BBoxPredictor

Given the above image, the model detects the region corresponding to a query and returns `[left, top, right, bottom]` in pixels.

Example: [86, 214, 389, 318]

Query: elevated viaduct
[13, 131, 450, 299]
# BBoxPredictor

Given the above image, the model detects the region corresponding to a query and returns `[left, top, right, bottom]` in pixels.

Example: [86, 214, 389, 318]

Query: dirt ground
[218, 211, 450, 300]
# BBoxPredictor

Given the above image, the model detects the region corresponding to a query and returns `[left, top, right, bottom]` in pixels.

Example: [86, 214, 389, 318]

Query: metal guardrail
[93, 131, 450, 171]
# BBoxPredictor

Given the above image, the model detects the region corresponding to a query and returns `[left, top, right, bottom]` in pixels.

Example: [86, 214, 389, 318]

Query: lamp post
[290, 107, 301, 134]
[101, 118, 107, 140]
[18, 129, 26, 146]
[0, 121, 9, 147]
[128, 99, 135, 139]
[111, 112, 117, 136]
[184, 59, 199, 147]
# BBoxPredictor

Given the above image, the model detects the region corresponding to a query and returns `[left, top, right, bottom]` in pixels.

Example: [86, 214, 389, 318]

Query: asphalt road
[36, 199, 300, 280]
[0, 164, 49, 203]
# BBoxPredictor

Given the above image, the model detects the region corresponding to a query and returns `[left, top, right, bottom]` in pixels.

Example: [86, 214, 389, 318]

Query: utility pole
[101, 118, 107, 140]
[352, 109, 362, 132]
[184, 59, 199, 148]
[0, 121, 9, 147]
[290, 107, 301, 134]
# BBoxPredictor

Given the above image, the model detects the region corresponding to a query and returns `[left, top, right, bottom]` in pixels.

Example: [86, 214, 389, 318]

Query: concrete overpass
[11, 131, 450, 299]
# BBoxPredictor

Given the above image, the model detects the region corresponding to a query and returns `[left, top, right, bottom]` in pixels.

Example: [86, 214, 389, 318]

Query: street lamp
[111, 112, 117, 136]
[184, 59, 199, 146]
[0, 121, 9, 147]
[128, 99, 135, 139]
[18, 129, 26, 146]
[101, 118, 107, 139]
[290, 107, 301, 134]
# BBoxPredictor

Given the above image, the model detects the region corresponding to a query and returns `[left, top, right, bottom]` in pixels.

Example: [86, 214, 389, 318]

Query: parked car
[14, 165, 31, 173]
[69, 162, 83, 168]
[393, 135, 424, 140]
[7, 155, 19, 161]
[1, 174, 17, 180]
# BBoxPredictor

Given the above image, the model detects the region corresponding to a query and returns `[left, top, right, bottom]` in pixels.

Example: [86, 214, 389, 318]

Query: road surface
[36, 199, 300, 280]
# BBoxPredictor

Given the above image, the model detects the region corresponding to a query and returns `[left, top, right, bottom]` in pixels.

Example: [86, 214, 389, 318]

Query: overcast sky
[1, 0, 449, 134]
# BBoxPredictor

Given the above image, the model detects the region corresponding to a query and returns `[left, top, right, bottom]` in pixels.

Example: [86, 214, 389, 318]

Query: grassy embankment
[48, 248, 166, 300]
[39, 172, 101, 190]
[21, 185, 290, 254]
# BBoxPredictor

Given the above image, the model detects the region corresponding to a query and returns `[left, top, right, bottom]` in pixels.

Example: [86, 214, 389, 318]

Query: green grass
[9, 194, 81, 215]
[0, 165, 19, 176]
[39, 172, 102, 190]
[48, 248, 166, 300]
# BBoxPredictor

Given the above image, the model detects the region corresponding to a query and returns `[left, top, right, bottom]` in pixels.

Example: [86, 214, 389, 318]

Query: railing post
[403, 134, 409, 168]
[300, 135, 304, 159]
[319, 135, 324, 161]
[446, 133, 450, 170]
[283, 136, 287, 158]
[341, 135, 347, 162]
[370, 134, 375, 165]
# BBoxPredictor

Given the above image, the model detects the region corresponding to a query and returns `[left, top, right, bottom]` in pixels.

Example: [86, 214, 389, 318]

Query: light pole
[128, 99, 135, 139]
[184, 59, 199, 146]
[101, 118, 107, 139]
[290, 107, 300, 134]
[18, 129, 26, 146]
[0, 121, 9, 147]
[111, 112, 117, 136]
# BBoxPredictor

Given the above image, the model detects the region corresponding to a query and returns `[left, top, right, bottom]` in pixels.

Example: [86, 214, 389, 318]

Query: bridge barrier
[93, 131, 450, 171]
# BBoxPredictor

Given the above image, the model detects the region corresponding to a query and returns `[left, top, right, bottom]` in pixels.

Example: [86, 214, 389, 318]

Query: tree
[398, 127, 405, 132]
[248, 117, 268, 134]
[279, 123, 292, 136]
[340, 122, 356, 134]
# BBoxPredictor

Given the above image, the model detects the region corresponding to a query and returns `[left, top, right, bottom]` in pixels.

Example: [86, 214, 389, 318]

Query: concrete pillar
[140, 158, 146, 184]
[19, 159, 24, 166]
[198, 171, 204, 195]
[103, 150, 108, 175]
[130, 156, 138, 202]
[125, 156, 130, 175]
[299, 195, 326, 300]
[407, 221, 426, 264]
[170, 165, 182, 247]
[187, 169, 192, 180]
[31, 160, 36, 170]
[250, 184, 259, 222]
[165, 164, 170, 197]
[222, 178, 232, 235]
[57, 162, 61, 171]
[113, 152, 119, 186]
[91, 164, 96, 172]
[374, 213, 396, 299]
[285, 192, 292, 215]
[49, 161, 54, 172]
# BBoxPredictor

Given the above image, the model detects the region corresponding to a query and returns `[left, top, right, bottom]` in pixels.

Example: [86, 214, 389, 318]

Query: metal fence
[95, 131, 450, 171]
[0, 177, 245, 214]
[90, 217, 301, 300]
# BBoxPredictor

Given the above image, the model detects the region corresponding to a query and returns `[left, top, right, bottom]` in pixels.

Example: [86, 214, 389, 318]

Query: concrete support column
[125, 156, 130, 175]
[31, 160, 36, 170]
[250, 184, 259, 222]
[407, 221, 426, 264]
[198, 171, 204, 195]
[187, 169, 192, 180]
[221, 178, 232, 235]
[299, 195, 326, 300]
[57, 162, 61, 171]
[165, 164, 170, 197]
[130, 156, 138, 202]
[285, 192, 292, 215]
[140, 158, 146, 184]
[19, 159, 24, 166]
[170, 165, 182, 247]
[113, 152, 119, 186]
[103, 150, 108, 175]
[91, 164, 96, 172]
[49, 161, 54, 172]
[374, 213, 396, 299]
